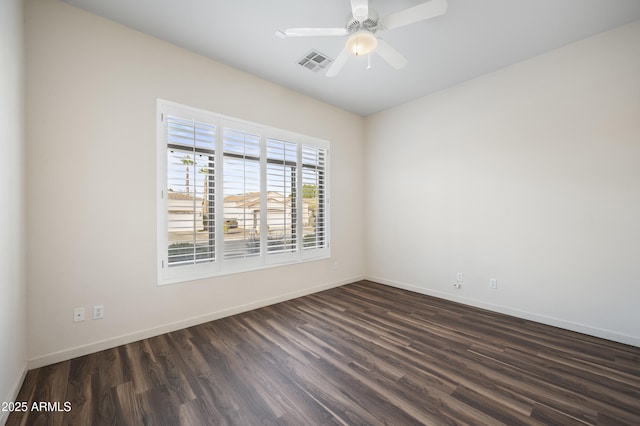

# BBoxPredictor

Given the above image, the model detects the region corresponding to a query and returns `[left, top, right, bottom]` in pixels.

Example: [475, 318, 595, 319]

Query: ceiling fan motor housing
[346, 9, 379, 34]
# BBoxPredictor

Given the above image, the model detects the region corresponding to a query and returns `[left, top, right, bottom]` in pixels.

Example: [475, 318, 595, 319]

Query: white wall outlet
[456, 272, 463, 283]
[93, 305, 104, 320]
[490, 278, 498, 289]
[73, 307, 85, 322]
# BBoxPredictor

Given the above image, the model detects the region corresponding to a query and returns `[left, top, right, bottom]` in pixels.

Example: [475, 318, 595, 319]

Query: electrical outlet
[73, 307, 85, 322]
[453, 282, 462, 289]
[93, 305, 104, 320]
[456, 272, 463, 283]
[489, 278, 497, 289]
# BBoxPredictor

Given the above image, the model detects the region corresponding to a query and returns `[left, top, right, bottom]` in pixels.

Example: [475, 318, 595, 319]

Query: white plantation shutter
[266, 138, 298, 254]
[223, 128, 261, 260]
[166, 116, 215, 266]
[302, 145, 327, 250]
[158, 100, 329, 285]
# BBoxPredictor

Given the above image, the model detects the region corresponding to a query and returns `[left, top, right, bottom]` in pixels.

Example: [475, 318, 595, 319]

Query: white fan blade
[351, 0, 369, 21]
[281, 28, 347, 37]
[375, 39, 407, 69]
[326, 48, 350, 77]
[380, 0, 448, 30]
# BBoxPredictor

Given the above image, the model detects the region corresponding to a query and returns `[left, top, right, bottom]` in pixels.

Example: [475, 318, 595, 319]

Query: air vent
[298, 50, 333, 72]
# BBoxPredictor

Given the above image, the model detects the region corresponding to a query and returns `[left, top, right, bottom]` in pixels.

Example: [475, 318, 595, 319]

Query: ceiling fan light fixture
[346, 31, 377, 56]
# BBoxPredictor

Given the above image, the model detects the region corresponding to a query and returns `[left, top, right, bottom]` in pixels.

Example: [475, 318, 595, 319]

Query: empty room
[2, 0, 639, 424]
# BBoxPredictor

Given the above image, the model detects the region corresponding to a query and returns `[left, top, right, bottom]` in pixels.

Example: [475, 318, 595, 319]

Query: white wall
[0, 0, 27, 420]
[25, 0, 365, 367]
[365, 20, 640, 346]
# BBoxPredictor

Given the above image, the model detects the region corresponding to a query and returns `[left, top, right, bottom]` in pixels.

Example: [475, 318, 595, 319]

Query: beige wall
[365, 20, 640, 346]
[0, 0, 27, 418]
[25, 0, 365, 366]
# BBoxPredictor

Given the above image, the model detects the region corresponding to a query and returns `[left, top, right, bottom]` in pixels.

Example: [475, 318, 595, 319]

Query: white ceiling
[61, 0, 640, 116]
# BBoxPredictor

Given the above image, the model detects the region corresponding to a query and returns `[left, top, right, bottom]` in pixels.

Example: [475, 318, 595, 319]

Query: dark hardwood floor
[7, 280, 640, 425]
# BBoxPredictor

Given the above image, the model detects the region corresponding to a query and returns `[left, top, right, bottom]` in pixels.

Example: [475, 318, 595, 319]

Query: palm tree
[181, 155, 194, 192]
[200, 167, 210, 229]
[302, 184, 317, 199]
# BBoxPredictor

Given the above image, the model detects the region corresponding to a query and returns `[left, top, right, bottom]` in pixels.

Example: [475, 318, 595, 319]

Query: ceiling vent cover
[298, 50, 333, 72]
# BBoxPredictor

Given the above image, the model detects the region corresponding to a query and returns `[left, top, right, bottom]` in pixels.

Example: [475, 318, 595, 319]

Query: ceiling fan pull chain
[367, 54, 372, 70]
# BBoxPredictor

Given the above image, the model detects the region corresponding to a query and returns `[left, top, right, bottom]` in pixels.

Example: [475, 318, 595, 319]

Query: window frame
[157, 100, 330, 285]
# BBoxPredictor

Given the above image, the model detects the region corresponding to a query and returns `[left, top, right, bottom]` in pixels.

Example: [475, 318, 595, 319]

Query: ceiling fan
[277, 0, 448, 77]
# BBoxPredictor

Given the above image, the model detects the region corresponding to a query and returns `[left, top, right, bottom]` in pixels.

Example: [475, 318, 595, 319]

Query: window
[157, 100, 329, 284]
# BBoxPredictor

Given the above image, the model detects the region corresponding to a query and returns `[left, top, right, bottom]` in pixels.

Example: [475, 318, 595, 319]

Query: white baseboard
[28, 275, 365, 370]
[366, 275, 640, 348]
[1, 361, 28, 425]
